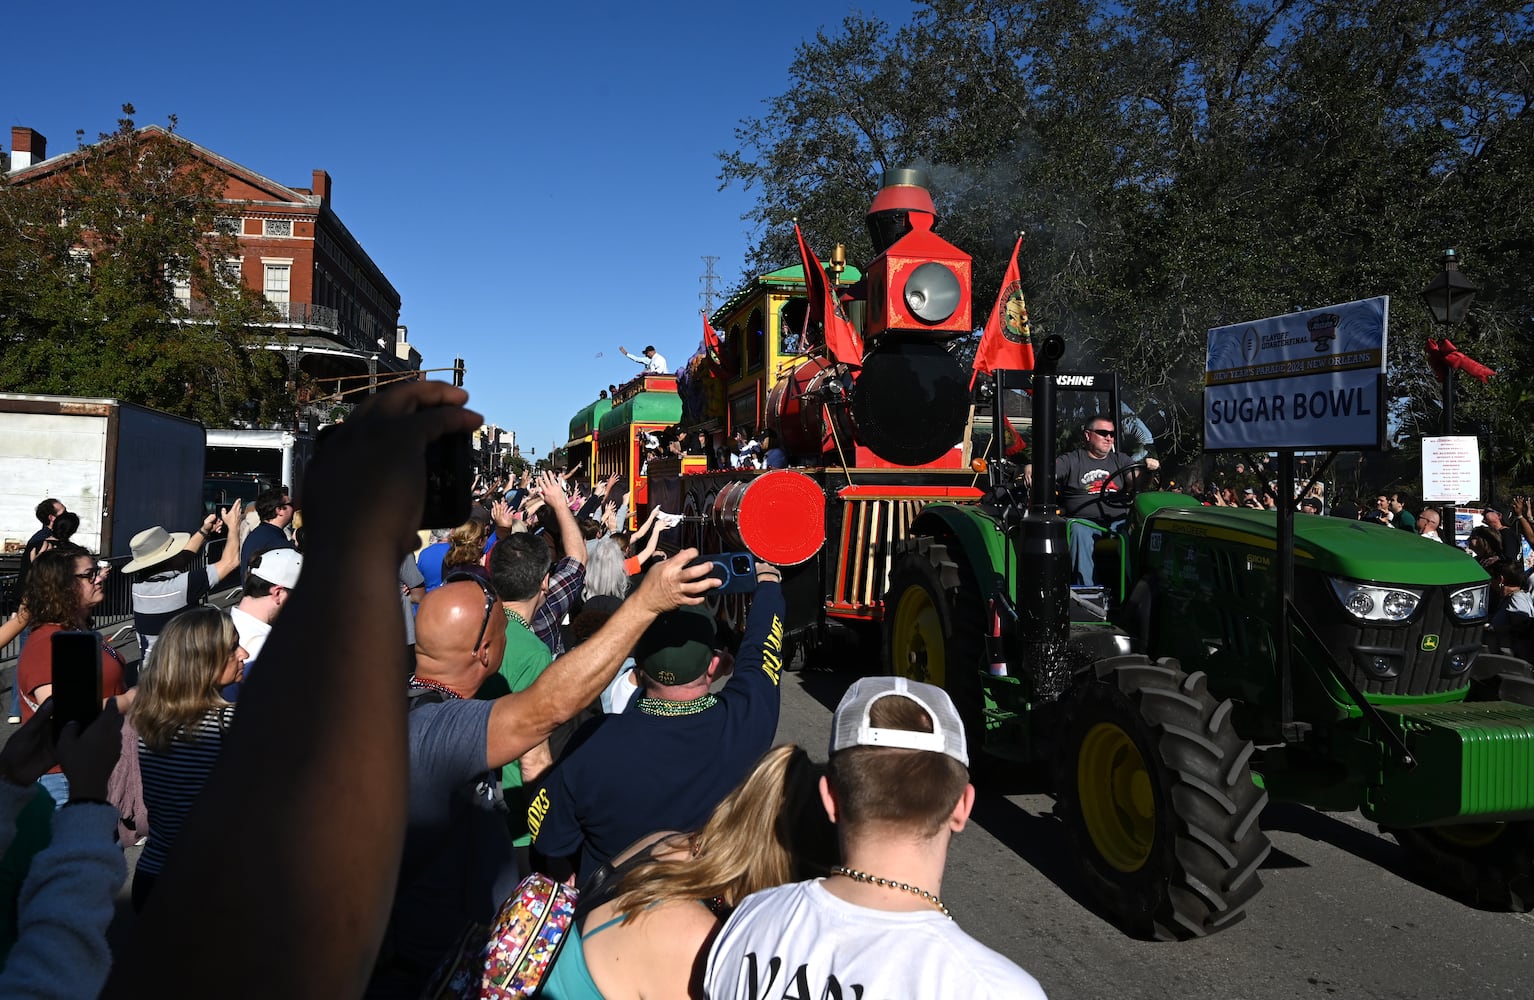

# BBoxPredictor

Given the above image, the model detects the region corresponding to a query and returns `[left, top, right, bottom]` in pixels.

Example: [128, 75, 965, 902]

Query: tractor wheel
[1389, 822, 1534, 911]
[1054, 655, 1271, 940]
[882, 540, 985, 745]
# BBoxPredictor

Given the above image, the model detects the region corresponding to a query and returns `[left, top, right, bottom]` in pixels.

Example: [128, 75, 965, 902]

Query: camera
[692, 551, 758, 594]
[422, 431, 472, 529]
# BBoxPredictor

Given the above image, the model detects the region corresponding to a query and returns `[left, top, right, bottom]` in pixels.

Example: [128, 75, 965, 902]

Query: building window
[264, 263, 291, 304]
[217, 257, 243, 288]
[263, 219, 293, 237]
[165, 264, 191, 302]
[214, 216, 242, 235]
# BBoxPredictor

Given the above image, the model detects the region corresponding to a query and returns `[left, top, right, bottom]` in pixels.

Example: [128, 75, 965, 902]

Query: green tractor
[883, 341, 1534, 939]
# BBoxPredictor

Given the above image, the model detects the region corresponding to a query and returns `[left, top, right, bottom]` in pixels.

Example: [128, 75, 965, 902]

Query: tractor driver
[1051, 415, 1158, 587]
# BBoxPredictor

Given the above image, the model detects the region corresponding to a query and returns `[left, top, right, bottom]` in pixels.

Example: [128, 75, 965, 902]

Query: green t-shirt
[476, 611, 553, 847]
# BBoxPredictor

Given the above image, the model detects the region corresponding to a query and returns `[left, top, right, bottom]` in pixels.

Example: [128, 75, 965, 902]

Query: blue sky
[5, 0, 917, 456]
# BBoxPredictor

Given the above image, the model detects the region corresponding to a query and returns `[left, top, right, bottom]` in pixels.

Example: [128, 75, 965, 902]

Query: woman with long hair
[15, 545, 128, 806]
[128, 605, 246, 911]
[541, 744, 837, 1000]
[441, 518, 491, 576]
[582, 538, 628, 604]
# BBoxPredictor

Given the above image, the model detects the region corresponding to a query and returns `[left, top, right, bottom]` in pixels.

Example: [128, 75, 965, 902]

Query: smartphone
[693, 552, 758, 595]
[422, 431, 473, 529]
[50, 630, 102, 741]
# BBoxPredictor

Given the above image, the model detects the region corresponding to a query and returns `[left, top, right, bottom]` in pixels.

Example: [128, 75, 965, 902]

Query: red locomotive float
[567, 168, 994, 656]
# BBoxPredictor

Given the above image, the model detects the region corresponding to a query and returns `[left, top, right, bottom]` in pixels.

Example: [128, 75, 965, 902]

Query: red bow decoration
[1425, 338, 1495, 385]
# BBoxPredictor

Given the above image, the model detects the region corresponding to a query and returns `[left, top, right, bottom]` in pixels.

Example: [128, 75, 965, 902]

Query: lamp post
[1421, 249, 1478, 543]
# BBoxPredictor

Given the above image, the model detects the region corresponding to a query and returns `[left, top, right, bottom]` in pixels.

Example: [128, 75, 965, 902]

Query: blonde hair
[443, 518, 491, 572]
[609, 745, 837, 920]
[130, 606, 235, 753]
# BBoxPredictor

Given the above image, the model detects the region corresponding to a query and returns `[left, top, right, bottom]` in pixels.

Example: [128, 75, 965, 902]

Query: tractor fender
[908, 503, 1014, 599]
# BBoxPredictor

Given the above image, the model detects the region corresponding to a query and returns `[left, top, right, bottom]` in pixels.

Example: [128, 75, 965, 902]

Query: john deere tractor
[883, 339, 1534, 939]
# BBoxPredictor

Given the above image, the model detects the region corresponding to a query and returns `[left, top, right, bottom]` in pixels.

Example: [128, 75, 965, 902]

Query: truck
[203, 428, 316, 513]
[0, 394, 206, 559]
[883, 343, 1534, 937]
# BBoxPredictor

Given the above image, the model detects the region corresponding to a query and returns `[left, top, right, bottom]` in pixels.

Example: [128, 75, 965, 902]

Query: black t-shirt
[1054, 449, 1135, 524]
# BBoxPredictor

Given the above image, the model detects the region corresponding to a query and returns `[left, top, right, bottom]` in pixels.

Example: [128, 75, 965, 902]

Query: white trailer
[0, 394, 206, 559]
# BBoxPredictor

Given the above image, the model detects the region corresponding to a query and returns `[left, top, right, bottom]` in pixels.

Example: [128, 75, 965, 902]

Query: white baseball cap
[830, 676, 969, 767]
[247, 547, 302, 589]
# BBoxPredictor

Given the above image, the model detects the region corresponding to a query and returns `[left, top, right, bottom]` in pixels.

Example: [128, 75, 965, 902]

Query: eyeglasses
[74, 562, 109, 583]
[445, 570, 497, 652]
[1088, 428, 1116, 438]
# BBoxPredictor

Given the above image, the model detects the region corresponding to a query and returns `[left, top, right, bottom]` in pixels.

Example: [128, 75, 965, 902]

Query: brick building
[6, 124, 419, 413]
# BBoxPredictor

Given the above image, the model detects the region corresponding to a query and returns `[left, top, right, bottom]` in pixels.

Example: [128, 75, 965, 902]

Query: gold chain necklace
[831, 866, 951, 919]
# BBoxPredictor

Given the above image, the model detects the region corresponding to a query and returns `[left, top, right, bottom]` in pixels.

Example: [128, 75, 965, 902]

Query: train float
[563, 168, 1000, 658]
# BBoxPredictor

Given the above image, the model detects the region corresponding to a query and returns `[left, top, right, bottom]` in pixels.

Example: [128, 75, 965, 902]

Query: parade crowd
[0, 382, 1044, 999]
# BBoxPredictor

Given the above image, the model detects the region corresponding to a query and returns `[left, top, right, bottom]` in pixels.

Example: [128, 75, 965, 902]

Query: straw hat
[122, 525, 191, 574]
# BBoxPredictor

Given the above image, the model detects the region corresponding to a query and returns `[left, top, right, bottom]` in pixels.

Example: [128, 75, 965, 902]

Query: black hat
[635, 604, 716, 686]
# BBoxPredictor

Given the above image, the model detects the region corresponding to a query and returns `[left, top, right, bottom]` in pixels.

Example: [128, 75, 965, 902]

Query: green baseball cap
[636, 604, 717, 686]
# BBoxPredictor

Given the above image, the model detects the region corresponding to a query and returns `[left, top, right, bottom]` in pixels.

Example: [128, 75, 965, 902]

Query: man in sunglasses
[240, 486, 296, 582]
[1056, 414, 1159, 588]
[370, 538, 721, 995]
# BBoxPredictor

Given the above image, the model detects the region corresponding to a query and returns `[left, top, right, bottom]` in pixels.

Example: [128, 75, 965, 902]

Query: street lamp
[1421, 249, 1478, 543]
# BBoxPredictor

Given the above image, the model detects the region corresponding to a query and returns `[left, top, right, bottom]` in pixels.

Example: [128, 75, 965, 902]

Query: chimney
[312, 169, 331, 204]
[9, 127, 47, 170]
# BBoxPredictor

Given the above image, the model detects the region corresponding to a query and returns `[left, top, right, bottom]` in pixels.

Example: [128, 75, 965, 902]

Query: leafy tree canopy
[721, 1, 1534, 479]
[0, 105, 288, 426]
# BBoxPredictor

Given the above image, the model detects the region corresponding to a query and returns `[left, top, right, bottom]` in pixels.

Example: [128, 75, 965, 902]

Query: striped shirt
[136, 704, 235, 877]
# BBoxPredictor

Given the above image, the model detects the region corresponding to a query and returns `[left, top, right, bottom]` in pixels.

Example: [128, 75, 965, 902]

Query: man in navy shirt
[528, 560, 786, 881]
[240, 486, 296, 580]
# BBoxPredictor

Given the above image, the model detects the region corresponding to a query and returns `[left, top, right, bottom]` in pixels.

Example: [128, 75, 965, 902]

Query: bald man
[369, 554, 718, 998]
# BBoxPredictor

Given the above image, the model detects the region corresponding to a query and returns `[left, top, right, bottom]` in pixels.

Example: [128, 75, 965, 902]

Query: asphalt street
[775, 660, 1534, 1000]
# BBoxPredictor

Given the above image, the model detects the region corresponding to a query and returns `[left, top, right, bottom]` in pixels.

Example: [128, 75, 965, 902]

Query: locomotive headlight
[903, 262, 962, 324]
[1329, 579, 1422, 622]
[1448, 583, 1489, 621]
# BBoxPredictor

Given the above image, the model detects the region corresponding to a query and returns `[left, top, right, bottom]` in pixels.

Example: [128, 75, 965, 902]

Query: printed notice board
[1205, 297, 1388, 451]
[1421, 436, 1480, 504]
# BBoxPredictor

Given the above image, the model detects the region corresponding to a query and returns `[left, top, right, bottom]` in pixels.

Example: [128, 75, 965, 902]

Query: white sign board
[1205, 297, 1388, 451]
[1421, 436, 1480, 504]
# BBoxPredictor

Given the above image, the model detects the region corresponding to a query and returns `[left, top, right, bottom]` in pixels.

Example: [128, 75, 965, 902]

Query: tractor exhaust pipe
[1017, 334, 1071, 694]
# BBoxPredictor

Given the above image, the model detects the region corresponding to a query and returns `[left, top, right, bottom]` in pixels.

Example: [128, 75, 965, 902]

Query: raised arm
[207, 503, 243, 584]
[104, 381, 483, 1000]
[484, 550, 716, 768]
[539, 471, 588, 567]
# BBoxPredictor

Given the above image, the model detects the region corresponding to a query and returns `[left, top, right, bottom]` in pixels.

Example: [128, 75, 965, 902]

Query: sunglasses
[445, 569, 496, 651]
[1088, 428, 1116, 438]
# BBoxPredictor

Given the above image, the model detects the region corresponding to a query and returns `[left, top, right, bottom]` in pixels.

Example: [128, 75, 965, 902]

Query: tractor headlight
[1329, 579, 1422, 622]
[903, 262, 962, 324]
[1448, 583, 1489, 621]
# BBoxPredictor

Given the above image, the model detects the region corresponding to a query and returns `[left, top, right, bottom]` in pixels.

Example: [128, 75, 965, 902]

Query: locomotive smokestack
[866, 167, 937, 254]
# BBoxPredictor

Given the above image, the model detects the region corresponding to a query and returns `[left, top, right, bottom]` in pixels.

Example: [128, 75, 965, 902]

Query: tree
[721, 2, 1534, 480]
[0, 105, 288, 425]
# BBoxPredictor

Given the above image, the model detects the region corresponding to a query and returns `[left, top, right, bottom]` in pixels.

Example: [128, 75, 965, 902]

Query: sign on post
[1205, 297, 1389, 451]
[1421, 436, 1480, 504]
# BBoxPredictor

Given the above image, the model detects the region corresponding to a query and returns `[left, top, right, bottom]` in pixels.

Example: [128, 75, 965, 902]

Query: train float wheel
[882, 539, 984, 747]
[1388, 821, 1534, 911]
[1054, 655, 1271, 940]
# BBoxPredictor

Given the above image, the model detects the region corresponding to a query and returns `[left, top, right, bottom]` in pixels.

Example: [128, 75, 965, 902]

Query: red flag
[794, 223, 864, 366]
[1000, 416, 1028, 457]
[701, 310, 727, 375]
[970, 236, 1035, 389]
[1426, 337, 1495, 385]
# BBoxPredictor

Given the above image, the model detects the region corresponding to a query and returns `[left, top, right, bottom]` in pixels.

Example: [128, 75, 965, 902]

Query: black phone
[693, 552, 758, 595]
[50, 630, 102, 740]
[423, 431, 473, 529]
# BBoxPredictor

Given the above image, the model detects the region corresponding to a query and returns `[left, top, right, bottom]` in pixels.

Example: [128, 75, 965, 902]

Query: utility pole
[699, 255, 721, 315]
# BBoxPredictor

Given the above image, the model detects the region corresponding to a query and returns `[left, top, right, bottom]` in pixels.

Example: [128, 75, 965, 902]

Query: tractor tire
[1388, 822, 1534, 911]
[882, 540, 985, 747]
[1054, 655, 1271, 940]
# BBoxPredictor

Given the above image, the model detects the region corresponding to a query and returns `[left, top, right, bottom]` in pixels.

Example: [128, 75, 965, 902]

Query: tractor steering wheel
[1085, 461, 1152, 520]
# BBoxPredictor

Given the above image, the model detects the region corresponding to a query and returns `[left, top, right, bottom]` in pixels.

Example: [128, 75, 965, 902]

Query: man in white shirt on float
[619, 343, 668, 374]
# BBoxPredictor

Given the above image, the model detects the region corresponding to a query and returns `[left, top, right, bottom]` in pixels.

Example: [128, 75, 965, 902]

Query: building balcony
[177, 298, 390, 355]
